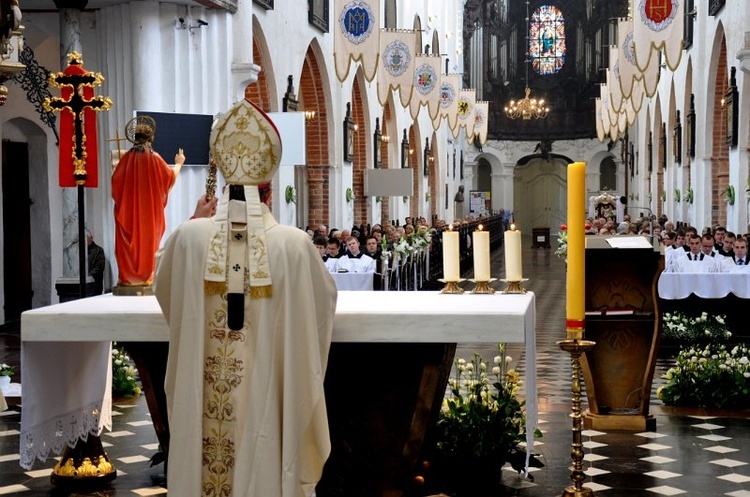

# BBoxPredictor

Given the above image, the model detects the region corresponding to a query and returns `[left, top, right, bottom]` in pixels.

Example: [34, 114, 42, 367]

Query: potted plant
[426, 344, 542, 496]
[111, 343, 141, 398]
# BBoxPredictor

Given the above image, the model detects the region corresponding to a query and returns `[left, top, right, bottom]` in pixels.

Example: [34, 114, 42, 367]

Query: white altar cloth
[331, 272, 374, 291]
[657, 272, 750, 299]
[20, 291, 536, 470]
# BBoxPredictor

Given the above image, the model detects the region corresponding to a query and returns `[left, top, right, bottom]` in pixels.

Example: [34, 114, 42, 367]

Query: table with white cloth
[657, 271, 750, 340]
[331, 271, 374, 291]
[657, 272, 750, 299]
[20, 291, 537, 482]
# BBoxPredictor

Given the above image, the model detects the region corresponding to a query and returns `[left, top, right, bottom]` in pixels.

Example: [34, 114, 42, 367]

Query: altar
[20, 291, 536, 493]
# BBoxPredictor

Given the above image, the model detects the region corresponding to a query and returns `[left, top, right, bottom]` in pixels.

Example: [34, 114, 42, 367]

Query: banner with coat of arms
[433, 73, 460, 131]
[633, 0, 684, 72]
[334, 0, 380, 82]
[409, 54, 442, 120]
[454, 89, 476, 140]
[377, 29, 417, 107]
[473, 101, 489, 146]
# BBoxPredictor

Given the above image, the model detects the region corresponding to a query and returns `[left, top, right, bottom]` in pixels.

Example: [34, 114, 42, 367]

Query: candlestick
[566, 161, 586, 340]
[442, 226, 460, 281]
[504, 224, 522, 281]
[473, 225, 490, 281]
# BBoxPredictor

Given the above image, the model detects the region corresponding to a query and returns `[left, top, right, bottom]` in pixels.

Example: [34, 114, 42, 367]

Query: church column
[231, 0, 260, 102]
[130, 3, 162, 111]
[54, 0, 89, 300]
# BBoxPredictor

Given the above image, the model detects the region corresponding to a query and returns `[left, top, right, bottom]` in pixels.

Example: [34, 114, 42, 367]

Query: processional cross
[43, 51, 112, 298]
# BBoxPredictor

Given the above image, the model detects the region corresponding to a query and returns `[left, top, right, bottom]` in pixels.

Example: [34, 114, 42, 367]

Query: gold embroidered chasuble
[155, 200, 337, 497]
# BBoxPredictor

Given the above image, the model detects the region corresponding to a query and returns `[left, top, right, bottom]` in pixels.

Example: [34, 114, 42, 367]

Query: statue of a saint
[112, 116, 183, 291]
[454, 185, 465, 221]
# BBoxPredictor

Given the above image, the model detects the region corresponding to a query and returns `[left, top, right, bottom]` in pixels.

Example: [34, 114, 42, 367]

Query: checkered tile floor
[1, 242, 749, 496]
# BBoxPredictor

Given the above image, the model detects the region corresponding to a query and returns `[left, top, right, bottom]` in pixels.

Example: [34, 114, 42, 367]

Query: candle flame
[510, 223, 516, 230]
[448, 224, 453, 231]
[477, 224, 484, 231]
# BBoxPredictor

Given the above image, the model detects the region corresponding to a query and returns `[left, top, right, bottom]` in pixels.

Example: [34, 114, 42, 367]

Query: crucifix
[44, 51, 112, 298]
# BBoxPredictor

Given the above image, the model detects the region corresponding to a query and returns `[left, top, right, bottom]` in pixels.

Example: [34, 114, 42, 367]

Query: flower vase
[0, 375, 10, 389]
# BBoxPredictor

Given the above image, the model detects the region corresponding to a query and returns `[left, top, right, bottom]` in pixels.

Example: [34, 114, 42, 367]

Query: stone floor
[1, 239, 750, 496]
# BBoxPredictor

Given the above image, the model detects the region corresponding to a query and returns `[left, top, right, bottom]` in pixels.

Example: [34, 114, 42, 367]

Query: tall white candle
[473, 226, 490, 281]
[443, 227, 460, 281]
[504, 225, 522, 281]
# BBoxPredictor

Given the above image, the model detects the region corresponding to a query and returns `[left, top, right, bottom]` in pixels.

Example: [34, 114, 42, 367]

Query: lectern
[581, 236, 662, 431]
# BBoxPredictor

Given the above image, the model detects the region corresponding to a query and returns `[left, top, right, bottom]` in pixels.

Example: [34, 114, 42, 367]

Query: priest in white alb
[155, 99, 337, 497]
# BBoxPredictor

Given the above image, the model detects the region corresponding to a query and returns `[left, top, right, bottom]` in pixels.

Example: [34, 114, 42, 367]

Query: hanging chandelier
[504, 0, 550, 120]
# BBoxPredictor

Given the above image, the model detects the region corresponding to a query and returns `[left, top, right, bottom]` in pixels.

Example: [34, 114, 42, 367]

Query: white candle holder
[500, 278, 528, 294]
[438, 278, 465, 294]
[469, 278, 497, 294]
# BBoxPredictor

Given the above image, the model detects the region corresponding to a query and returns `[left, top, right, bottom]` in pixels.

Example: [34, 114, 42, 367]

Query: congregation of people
[588, 211, 750, 274]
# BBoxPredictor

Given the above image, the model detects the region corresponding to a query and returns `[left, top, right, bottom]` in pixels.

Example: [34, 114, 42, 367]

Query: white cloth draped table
[21, 291, 536, 470]
[331, 272, 374, 291]
[657, 272, 750, 299]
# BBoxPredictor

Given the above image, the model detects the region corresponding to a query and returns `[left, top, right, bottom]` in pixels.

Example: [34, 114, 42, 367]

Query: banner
[456, 89, 476, 140]
[409, 54, 442, 120]
[473, 101, 489, 146]
[595, 98, 606, 143]
[633, 0, 684, 72]
[377, 29, 417, 107]
[334, 0, 380, 82]
[433, 73, 460, 131]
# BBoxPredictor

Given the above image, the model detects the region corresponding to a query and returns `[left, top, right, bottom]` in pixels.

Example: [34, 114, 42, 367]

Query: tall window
[529, 5, 566, 75]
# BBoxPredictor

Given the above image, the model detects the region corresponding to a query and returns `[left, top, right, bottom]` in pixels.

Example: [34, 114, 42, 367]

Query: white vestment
[155, 203, 337, 497]
[336, 253, 376, 273]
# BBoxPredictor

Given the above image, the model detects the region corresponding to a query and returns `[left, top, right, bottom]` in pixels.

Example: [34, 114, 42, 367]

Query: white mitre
[204, 99, 282, 300]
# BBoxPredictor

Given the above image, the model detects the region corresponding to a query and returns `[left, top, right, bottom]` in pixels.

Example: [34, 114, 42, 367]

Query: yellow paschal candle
[504, 225, 522, 281]
[473, 226, 490, 281]
[566, 161, 586, 335]
[443, 227, 460, 281]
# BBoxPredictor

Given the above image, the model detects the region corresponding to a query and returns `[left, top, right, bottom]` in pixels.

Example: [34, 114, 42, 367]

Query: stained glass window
[529, 5, 566, 75]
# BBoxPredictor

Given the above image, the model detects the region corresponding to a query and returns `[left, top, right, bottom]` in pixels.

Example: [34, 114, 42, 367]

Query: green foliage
[431, 344, 541, 493]
[658, 343, 750, 409]
[0, 363, 14, 377]
[112, 343, 141, 398]
[662, 312, 731, 344]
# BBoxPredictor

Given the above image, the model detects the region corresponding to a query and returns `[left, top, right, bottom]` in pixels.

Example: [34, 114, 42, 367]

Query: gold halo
[125, 116, 156, 144]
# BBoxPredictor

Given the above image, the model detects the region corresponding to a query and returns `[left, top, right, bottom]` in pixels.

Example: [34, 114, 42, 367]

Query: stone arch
[350, 69, 371, 226]
[300, 41, 332, 228]
[1, 117, 51, 322]
[246, 17, 275, 111]
[707, 25, 729, 227]
[408, 123, 421, 219]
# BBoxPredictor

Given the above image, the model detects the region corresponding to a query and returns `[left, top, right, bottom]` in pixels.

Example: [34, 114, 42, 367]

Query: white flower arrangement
[0, 363, 15, 377]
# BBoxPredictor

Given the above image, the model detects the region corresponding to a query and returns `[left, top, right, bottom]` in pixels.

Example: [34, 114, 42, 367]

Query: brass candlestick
[500, 278, 528, 294]
[558, 337, 596, 497]
[469, 278, 496, 294]
[438, 278, 465, 294]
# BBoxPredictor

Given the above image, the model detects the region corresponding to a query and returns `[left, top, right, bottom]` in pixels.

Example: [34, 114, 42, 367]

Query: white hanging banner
[473, 101, 490, 145]
[608, 47, 623, 113]
[595, 98, 607, 143]
[433, 73, 460, 131]
[334, 0, 380, 82]
[409, 54, 442, 120]
[377, 29, 417, 107]
[457, 89, 476, 140]
[633, 0, 684, 72]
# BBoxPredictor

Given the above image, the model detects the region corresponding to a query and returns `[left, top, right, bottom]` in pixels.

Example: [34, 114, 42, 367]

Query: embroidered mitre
[204, 99, 282, 301]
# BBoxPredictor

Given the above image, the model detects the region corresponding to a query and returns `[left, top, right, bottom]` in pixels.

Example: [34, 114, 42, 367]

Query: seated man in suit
[721, 237, 749, 272]
[314, 235, 339, 273]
